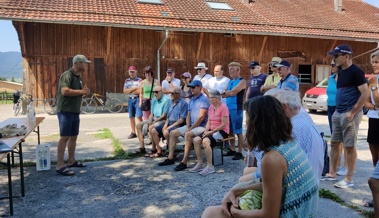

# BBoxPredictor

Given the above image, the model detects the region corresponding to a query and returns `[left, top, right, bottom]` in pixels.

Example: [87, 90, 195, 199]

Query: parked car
[302, 78, 328, 113]
[302, 74, 371, 113]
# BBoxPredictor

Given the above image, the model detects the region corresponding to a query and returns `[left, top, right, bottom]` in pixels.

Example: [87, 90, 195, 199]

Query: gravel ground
[0, 104, 368, 217]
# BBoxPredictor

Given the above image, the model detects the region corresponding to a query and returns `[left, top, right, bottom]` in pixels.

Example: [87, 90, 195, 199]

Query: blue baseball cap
[275, 60, 291, 68]
[249, 61, 260, 68]
[187, 80, 203, 88]
[327, 44, 353, 55]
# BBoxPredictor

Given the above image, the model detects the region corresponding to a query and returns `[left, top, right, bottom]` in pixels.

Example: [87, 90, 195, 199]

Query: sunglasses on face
[169, 92, 180, 95]
[153, 91, 161, 94]
[196, 69, 202, 71]
[330, 64, 336, 67]
[249, 67, 256, 70]
[182, 77, 189, 79]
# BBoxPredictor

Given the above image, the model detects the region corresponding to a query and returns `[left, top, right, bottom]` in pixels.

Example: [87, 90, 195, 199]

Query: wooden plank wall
[14, 22, 377, 100]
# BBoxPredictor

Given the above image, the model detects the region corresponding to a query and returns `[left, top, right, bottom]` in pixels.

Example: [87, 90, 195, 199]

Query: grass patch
[319, 188, 375, 218]
[93, 128, 133, 159]
[0, 100, 13, 105]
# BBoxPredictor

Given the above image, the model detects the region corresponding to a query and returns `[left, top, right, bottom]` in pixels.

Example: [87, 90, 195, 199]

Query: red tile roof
[0, 0, 378, 41]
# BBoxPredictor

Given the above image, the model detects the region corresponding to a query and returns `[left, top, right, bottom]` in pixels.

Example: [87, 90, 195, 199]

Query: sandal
[67, 161, 86, 168]
[144, 149, 158, 157]
[363, 198, 374, 207]
[150, 152, 164, 158]
[55, 166, 75, 176]
[133, 147, 146, 154]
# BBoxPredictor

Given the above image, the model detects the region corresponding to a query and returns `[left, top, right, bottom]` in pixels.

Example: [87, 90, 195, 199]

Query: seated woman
[202, 95, 318, 218]
[189, 89, 229, 176]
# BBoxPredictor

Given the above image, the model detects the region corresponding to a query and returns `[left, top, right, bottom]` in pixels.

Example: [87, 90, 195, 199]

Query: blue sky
[0, 0, 378, 52]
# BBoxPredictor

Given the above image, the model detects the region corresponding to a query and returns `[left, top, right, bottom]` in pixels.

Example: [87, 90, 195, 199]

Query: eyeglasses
[333, 54, 345, 59]
[249, 67, 256, 70]
[330, 64, 336, 67]
[208, 96, 217, 99]
[153, 91, 161, 94]
[169, 92, 180, 95]
[182, 77, 189, 79]
[196, 68, 202, 71]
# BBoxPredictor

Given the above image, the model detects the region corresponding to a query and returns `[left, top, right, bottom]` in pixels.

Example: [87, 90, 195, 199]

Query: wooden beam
[323, 39, 337, 63]
[106, 27, 112, 56]
[257, 36, 267, 63]
[16, 21, 27, 56]
[196, 33, 204, 61]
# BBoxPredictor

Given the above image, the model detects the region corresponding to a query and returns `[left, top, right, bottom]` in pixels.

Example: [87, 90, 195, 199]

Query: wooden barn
[0, 0, 378, 100]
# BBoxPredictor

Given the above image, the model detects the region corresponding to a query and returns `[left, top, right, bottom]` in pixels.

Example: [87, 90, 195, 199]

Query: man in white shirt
[162, 68, 181, 95]
[203, 65, 230, 103]
[193, 62, 212, 85]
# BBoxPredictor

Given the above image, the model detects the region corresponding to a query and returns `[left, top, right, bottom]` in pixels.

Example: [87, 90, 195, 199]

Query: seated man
[158, 80, 210, 171]
[239, 90, 324, 183]
[150, 87, 188, 158]
[135, 86, 170, 155]
[190, 89, 229, 176]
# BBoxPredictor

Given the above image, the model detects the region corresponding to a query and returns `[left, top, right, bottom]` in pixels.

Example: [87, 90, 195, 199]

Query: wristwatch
[372, 86, 378, 91]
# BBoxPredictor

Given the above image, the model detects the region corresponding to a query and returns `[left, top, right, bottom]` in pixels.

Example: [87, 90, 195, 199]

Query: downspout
[157, 30, 169, 82]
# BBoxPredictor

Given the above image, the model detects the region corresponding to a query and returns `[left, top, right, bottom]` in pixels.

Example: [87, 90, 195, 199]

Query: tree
[11, 77, 15, 82]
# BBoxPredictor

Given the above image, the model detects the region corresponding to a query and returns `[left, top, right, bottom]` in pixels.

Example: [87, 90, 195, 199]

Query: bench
[212, 136, 235, 166]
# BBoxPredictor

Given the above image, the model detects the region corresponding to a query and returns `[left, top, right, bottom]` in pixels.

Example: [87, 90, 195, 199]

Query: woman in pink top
[190, 89, 230, 176]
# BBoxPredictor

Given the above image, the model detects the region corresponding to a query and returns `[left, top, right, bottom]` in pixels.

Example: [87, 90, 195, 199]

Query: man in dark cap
[245, 61, 267, 101]
[322, 44, 369, 189]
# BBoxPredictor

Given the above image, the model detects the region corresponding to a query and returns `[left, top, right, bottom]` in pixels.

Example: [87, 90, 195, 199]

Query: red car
[302, 74, 371, 113]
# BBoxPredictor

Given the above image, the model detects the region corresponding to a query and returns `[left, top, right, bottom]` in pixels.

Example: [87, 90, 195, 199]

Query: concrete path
[0, 104, 373, 217]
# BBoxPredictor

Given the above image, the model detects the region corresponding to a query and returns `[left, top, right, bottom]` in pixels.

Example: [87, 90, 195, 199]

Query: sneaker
[174, 162, 187, 171]
[128, 132, 137, 139]
[224, 148, 236, 156]
[337, 167, 347, 176]
[199, 166, 215, 176]
[158, 158, 175, 166]
[232, 152, 244, 160]
[189, 163, 204, 172]
[334, 179, 354, 188]
[320, 174, 337, 181]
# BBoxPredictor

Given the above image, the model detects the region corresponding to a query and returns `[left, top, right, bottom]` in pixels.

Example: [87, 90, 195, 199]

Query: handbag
[141, 79, 154, 111]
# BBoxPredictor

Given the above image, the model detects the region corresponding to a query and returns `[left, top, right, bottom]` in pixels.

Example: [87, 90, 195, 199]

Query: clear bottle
[43, 149, 48, 168]
[28, 100, 36, 122]
[38, 150, 44, 169]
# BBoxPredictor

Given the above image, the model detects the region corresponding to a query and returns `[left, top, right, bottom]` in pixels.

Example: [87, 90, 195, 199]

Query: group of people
[53, 43, 379, 216]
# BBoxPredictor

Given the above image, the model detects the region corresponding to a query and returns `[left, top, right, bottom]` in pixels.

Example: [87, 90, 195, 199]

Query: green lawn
[0, 100, 13, 104]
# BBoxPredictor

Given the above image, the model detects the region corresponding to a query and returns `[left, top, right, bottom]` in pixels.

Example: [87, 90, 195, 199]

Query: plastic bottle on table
[28, 100, 36, 122]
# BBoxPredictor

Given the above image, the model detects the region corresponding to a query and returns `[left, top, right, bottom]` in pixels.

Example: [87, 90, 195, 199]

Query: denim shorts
[229, 109, 243, 134]
[128, 98, 142, 118]
[57, 112, 80, 136]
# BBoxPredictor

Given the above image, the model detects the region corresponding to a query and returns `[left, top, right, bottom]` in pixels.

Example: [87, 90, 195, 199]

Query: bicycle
[13, 91, 31, 116]
[43, 98, 57, 115]
[81, 92, 123, 114]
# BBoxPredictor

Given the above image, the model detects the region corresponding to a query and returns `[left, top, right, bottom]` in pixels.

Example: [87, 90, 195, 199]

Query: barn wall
[14, 22, 377, 99]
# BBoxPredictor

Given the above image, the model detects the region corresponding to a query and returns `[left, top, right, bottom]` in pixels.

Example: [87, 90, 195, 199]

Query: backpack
[320, 132, 330, 176]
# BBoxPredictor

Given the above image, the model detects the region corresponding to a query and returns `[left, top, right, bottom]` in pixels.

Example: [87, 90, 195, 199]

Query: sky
[0, 0, 378, 52]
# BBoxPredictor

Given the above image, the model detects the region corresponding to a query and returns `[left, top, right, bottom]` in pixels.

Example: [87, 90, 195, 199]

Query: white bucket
[36, 144, 51, 171]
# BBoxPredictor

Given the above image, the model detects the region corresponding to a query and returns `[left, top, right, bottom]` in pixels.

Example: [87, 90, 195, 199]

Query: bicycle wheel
[14, 102, 21, 116]
[81, 98, 97, 114]
[106, 98, 123, 113]
[44, 98, 57, 115]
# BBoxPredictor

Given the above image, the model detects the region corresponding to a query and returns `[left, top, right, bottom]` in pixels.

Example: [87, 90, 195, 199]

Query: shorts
[128, 98, 142, 118]
[57, 112, 80, 137]
[372, 161, 379, 179]
[176, 126, 205, 137]
[229, 109, 243, 134]
[368, 118, 379, 144]
[206, 130, 229, 147]
[331, 110, 363, 147]
[138, 120, 165, 136]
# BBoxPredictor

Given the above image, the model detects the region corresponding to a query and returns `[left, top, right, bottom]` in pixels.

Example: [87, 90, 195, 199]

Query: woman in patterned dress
[202, 95, 318, 218]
